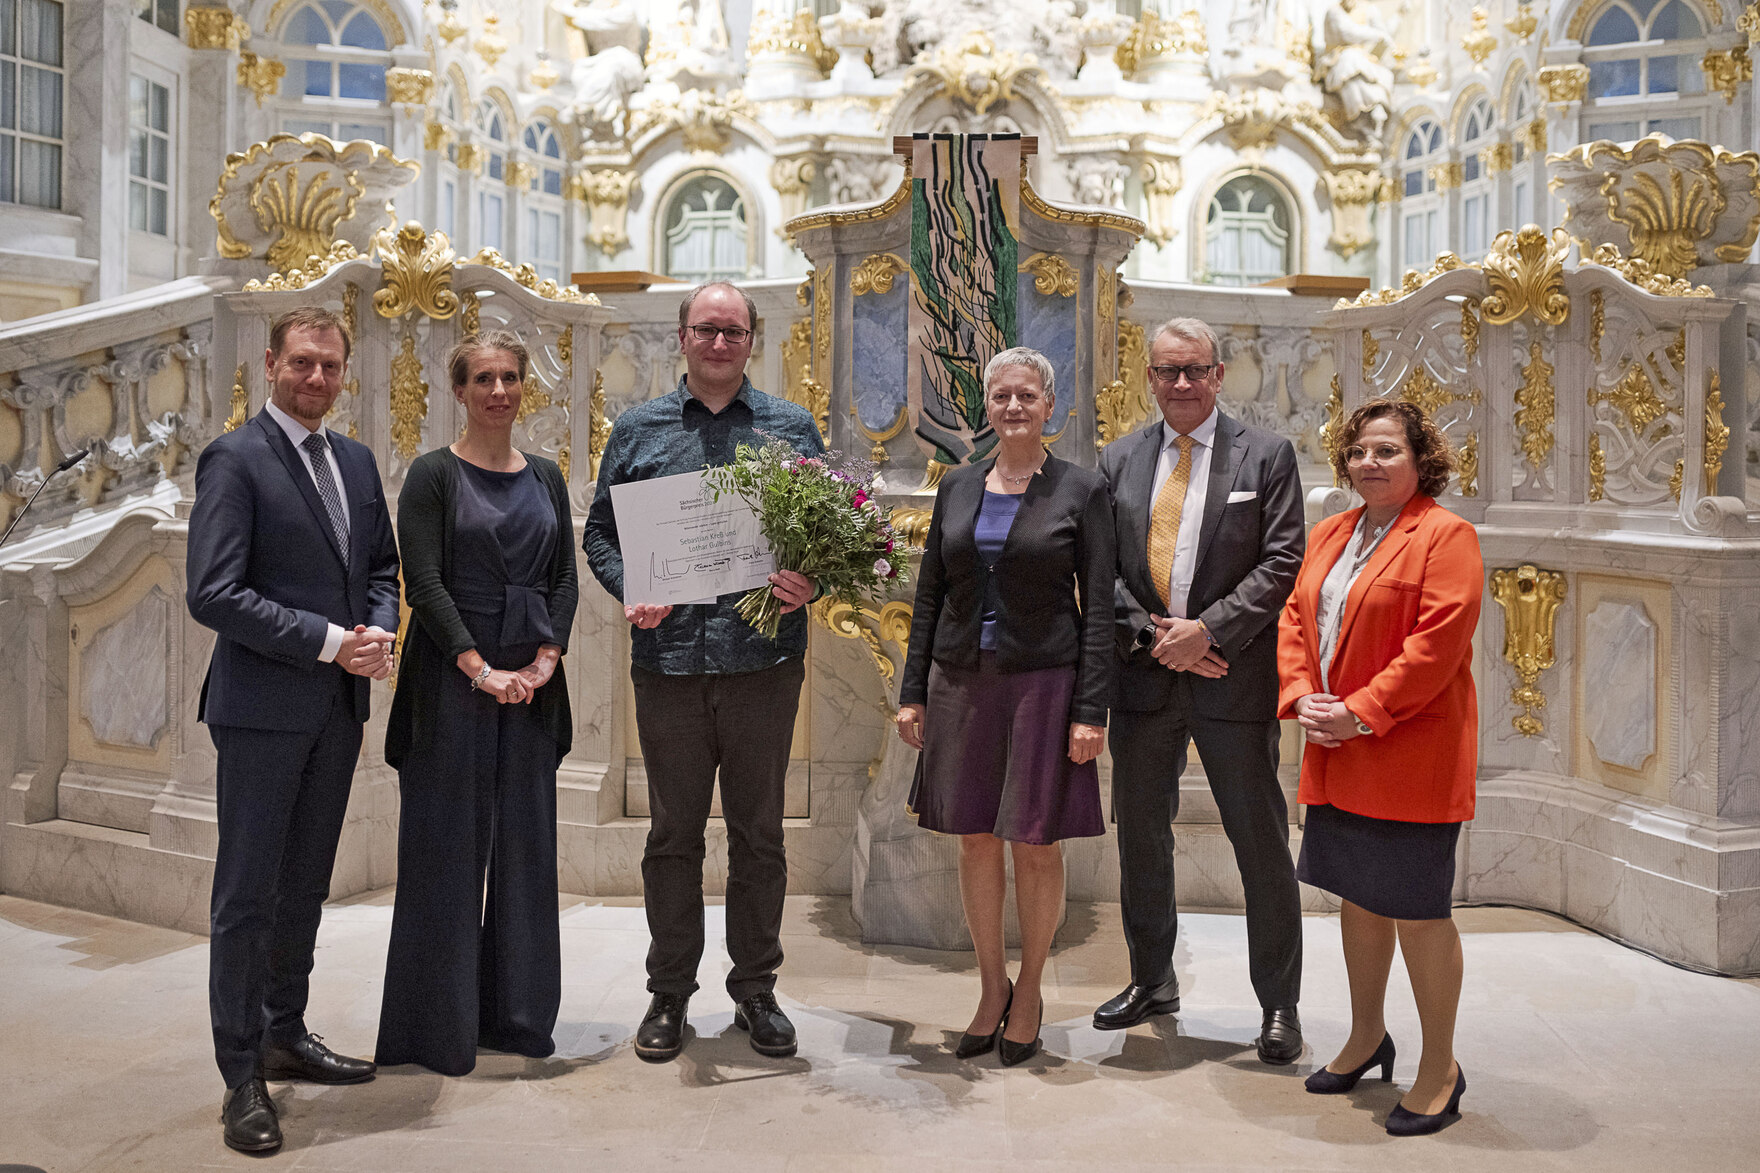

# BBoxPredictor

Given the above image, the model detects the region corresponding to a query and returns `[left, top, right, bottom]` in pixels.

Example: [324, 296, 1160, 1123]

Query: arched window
[523, 120, 567, 283]
[474, 97, 509, 254]
[279, 2, 391, 144]
[1201, 175, 1293, 286]
[1458, 97, 1495, 259]
[663, 174, 750, 281]
[1400, 119, 1444, 269]
[1583, 0, 1711, 141]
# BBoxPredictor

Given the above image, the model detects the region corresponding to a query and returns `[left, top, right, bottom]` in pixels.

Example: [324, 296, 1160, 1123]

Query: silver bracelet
[470, 663, 492, 690]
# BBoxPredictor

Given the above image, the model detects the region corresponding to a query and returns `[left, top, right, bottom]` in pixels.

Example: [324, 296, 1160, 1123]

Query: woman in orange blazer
[1277, 400, 1482, 1137]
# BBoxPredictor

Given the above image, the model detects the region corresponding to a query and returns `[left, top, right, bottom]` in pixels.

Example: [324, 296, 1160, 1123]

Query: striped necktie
[1148, 434, 1195, 610]
[300, 431, 350, 565]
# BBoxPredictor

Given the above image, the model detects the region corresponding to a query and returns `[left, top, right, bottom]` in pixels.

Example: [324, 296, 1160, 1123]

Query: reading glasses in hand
[1147, 363, 1217, 385]
[688, 324, 753, 343]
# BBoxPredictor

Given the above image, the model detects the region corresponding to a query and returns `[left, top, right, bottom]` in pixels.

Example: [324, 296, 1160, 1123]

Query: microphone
[0, 447, 94, 551]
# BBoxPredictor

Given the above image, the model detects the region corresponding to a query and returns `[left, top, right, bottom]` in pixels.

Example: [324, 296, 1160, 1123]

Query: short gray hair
[678, 281, 759, 332]
[983, 346, 1055, 399]
[1152, 317, 1221, 365]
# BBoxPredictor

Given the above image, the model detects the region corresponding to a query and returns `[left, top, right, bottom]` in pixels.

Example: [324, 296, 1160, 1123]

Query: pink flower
[852, 490, 869, 508]
[874, 558, 892, 578]
[883, 538, 894, 552]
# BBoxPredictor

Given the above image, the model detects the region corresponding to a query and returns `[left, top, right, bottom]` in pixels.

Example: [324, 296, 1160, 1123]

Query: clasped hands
[895, 703, 1105, 765]
[623, 570, 816, 629]
[338, 625, 395, 680]
[456, 645, 562, 705]
[1294, 692, 1365, 748]
[1147, 615, 1228, 678]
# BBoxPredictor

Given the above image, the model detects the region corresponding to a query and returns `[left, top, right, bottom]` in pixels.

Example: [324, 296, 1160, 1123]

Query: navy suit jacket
[1099, 411, 1305, 720]
[186, 410, 401, 732]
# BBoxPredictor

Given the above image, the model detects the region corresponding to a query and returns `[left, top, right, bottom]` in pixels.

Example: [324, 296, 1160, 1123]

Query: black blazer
[899, 453, 1116, 726]
[384, 447, 579, 769]
[1098, 411, 1305, 719]
[186, 410, 401, 732]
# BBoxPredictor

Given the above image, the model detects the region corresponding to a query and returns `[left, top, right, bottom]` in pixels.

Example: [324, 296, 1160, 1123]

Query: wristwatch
[1352, 714, 1373, 736]
[470, 663, 493, 690]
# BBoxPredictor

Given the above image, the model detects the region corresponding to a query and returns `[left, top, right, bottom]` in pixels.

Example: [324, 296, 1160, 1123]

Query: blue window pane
[543, 136, 561, 159]
[1405, 131, 1427, 160]
[3, 62, 16, 131]
[130, 128, 147, 178]
[1587, 118, 1641, 141]
[1648, 116, 1700, 139]
[19, 64, 59, 136]
[18, 137, 57, 207]
[524, 126, 539, 150]
[150, 82, 168, 132]
[1679, 53, 1705, 94]
[338, 62, 385, 101]
[338, 121, 387, 144]
[1464, 155, 1480, 182]
[20, 0, 61, 66]
[488, 153, 503, 181]
[318, 1, 352, 26]
[302, 59, 332, 97]
[286, 5, 330, 46]
[1405, 169, 1424, 197]
[1589, 58, 1641, 98]
[543, 168, 562, 196]
[1588, 8, 1640, 45]
[1651, 1, 1701, 38]
[0, 134, 13, 202]
[1465, 113, 1480, 140]
[1427, 126, 1442, 152]
[340, 12, 386, 50]
[1, 0, 13, 57]
[1649, 54, 1678, 93]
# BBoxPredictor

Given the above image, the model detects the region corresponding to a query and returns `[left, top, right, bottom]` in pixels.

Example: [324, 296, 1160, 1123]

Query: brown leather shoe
[220, 1077, 281, 1153]
[260, 1032, 376, 1084]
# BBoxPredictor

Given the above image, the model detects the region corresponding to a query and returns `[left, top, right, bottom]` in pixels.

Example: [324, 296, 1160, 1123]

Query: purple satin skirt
[908, 653, 1105, 845]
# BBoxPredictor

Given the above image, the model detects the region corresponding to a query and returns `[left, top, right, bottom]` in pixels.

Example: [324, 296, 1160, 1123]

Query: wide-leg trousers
[630, 656, 805, 1001]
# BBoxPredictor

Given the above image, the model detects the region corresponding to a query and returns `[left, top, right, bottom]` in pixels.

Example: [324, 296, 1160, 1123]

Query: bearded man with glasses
[584, 282, 826, 1062]
[1093, 316, 1308, 1065]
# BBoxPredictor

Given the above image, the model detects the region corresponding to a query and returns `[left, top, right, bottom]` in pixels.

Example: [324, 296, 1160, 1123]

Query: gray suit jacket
[1099, 411, 1305, 720]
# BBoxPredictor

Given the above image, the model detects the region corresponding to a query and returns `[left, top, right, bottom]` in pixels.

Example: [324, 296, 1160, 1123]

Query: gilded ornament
[236, 52, 286, 107]
[1140, 158, 1182, 247]
[1019, 253, 1079, 298]
[1741, 3, 1760, 44]
[251, 163, 363, 273]
[463, 247, 597, 304]
[1398, 367, 1453, 417]
[1361, 330, 1378, 380]
[852, 405, 908, 465]
[1458, 433, 1479, 497]
[1403, 54, 1439, 88]
[1705, 372, 1730, 496]
[372, 222, 460, 320]
[811, 598, 914, 690]
[1483, 142, 1513, 175]
[529, 54, 560, 91]
[264, 0, 405, 43]
[385, 67, 434, 107]
[904, 30, 1042, 117]
[454, 143, 484, 176]
[1114, 8, 1206, 77]
[558, 326, 574, 382]
[588, 369, 611, 481]
[781, 317, 812, 416]
[1588, 432, 1606, 501]
[1462, 6, 1497, 69]
[1587, 243, 1717, 298]
[474, 13, 508, 69]
[748, 8, 838, 75]
[1482, 225, 1571, 326]
[582, 169, 637, 257]
[1322, 373, 1344, 486]
[1537, 64, 1589, 104]
[786, 156, 912, 237]
[1461, 298, 1480, 362]
[1322, 169, 1380, 259]
[241, 239, 362, 291]
[1336, 251, 1475, 309]
[1524, 120, 1547, 153]
[460, 291, 479, 336]
[1669, 458, 1685, 501]
[1505, 4, 1538, 42]
[185, 6, 250, 51]
[1097, 318, 1153, 451]
[389, 331, 428, 461]
[1515, 341, 1555, 471]
[437, 6, 466, 45]
[851, 253, 910, 297]
[770, 157, 817, 238]
[1490, 564, 1566, 738]
[505, 160, 538, 190]
[1428, 161, 1464, 191]
[1701, 47, 1752, 105]
[1591, 363, 1668, 435]
[628, 89, 753, 153]
[423, 121, 453, 153]
[1589, 290, 1605, 364]
[224, 365, 248, 433]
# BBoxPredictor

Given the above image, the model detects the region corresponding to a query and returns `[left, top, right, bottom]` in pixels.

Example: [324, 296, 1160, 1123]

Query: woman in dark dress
[895, 347, 1115, 1067]
[377, 330, 578, 1075]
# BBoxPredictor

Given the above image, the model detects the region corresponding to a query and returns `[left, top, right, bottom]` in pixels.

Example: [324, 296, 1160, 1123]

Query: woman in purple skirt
[895, 347, 1116, 1066]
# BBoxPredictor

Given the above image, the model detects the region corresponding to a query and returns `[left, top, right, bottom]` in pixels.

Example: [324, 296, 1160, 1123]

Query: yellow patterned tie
[1148, 435, 1196, 610]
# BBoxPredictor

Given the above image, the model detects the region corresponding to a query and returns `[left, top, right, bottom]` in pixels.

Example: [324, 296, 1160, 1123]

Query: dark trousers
[630, 656, 804, 1001]
[375, 661, 561, 1075]
[1110, 684, 1303, 1010]
[208, 682, 361, 1089]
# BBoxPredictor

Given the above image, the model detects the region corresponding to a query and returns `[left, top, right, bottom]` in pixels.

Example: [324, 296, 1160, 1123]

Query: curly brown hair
[1330, 399, 1456, 499]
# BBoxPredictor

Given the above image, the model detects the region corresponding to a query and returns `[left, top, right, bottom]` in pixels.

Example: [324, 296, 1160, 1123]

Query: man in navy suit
[187, 306, 401, 1152]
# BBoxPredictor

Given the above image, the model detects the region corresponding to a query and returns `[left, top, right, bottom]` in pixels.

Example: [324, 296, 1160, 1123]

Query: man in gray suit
[1094, 316, 1307, 1063]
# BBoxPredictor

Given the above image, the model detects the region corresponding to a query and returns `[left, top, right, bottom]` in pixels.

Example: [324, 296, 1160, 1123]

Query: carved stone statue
[883, 0, 1089, 80]
[1066, 155, 1129, 207]
[553, 0, 646, 139]
[645, 0, 740, 92]
[1316, 0, 1394, 138]
[1216, 0, 1305, 91]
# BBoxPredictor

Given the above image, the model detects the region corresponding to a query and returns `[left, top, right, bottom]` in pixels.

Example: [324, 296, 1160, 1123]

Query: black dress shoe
[1092, 976, 1181, 1030]
[1304, 1033, 1395, 1094]
[260, 1033, 376, 1084]
[954, 981, 1013, 1059]
[733, 991, 798, 1057]
[997, 997, 1042, 1068]
[220, 1077, 281, 1153]
[1386, 1066, 1466, 1136]
[636, 993, 690, 1062]
[1255, 1007, 1304, 1065]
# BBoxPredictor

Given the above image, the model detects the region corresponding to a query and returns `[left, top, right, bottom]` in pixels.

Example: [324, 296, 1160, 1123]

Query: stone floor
[1, 890, 1756, 1172]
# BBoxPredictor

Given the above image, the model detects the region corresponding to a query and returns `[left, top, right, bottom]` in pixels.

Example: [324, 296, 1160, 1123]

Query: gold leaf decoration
[1587, 243, 1718, 298]
[1592, 363, 1668, 435]
[1461, 299, 1480, 362]
[1588, 432, 1606, 501]
[224, 365, 248, 433]
[250, 163, 364, 273]
[1705, 371, 1730, 495]
[390, 331, 428, 460]
[1458, 432, 1479, 497]
[1589, 290, 1604, 364]
[1322, 372, 1344, 485]
[588, 369, 611, 480]
[1483, 225, 1571, 326]
[1019, 252, 1079, 298]
[372, 222, 460, 320]
[850, 252, 910, 297]
[1097, 318, 1153, 451]
[1362, 329, 1379, 379]
[1490, 564, 1567, 737]
[461, 291, 479, 336]
[904, 29, 1042, 117]
[1670, 458, 1685, 501]
[1516, 341, 1555, 470]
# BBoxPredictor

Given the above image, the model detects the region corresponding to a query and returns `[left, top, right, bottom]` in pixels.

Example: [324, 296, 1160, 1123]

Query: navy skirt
[1297, 802, 1461, 921]
[908, 653, 1104, 845]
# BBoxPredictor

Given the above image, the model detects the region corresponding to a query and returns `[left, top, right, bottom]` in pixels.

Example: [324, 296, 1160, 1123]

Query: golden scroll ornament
[851, 253, 910, 297]
[1515, 341, 1556, 470]
[372, 222, 460, 320]
[389, 331, 428, 461]
[1705, 371, 1729, 496]
[1490, 564, 1566, 738]
[1018, 253, 1079, 298]
[1482, 225, 1571, 326]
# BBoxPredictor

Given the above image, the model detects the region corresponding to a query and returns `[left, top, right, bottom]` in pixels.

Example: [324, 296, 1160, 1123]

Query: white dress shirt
[1148, 406, 1219, 619]
[264, 398, 352, 663]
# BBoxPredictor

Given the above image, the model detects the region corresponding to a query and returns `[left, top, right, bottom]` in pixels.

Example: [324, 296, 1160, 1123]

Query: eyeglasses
[1344, 444, 1409, 464]
[1147, 363, 1216, 384]
[988, 391, 1042, 407]
[687, 324, 752, 344]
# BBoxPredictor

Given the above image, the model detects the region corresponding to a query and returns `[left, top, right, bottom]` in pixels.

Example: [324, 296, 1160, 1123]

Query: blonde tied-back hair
[447, 329, 530, 390]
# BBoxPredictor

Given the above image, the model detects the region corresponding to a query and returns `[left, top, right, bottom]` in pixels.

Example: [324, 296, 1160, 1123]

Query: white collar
[1161, 406, 1220, 451]
[265, 397, 330, 449]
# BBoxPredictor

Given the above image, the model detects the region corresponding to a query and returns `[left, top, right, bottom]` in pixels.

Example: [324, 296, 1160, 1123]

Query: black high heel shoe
[1385, 1066, 1466, 1136]
[954, 981, 1013, 1059]
[997, 994, 1042, 1067]
[1304, 1033, 1395, 1094]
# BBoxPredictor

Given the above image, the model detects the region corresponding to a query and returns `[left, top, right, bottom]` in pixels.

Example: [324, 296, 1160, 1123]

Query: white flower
[873, 558, 892, 578]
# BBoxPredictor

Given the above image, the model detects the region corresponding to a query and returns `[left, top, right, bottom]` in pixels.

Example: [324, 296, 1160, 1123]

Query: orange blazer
[1277, 495, 1483, 823]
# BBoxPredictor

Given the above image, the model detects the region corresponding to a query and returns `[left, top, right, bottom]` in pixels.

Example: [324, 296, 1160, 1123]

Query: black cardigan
[385, 448, 579, 769]
[898, 453, 1116, 727]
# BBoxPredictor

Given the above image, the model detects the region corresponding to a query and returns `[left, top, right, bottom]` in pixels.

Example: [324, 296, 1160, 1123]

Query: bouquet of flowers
[704, 438, 907, 639]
